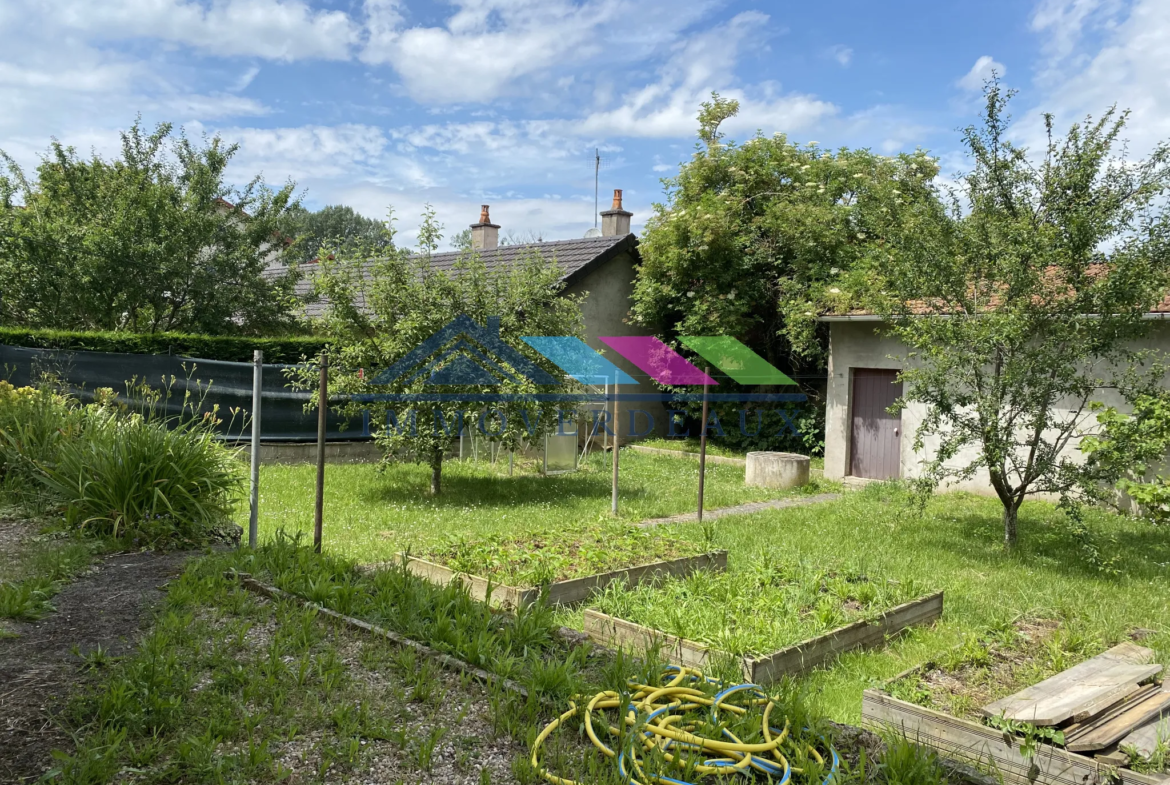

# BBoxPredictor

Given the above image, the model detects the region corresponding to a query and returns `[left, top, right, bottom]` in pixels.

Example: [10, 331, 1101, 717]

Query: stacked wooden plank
[981, 642, 1170, 769]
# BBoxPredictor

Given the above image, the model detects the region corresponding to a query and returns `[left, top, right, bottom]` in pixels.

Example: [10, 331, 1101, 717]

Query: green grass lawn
[665, 482, 1170, 723]
[637, 437, 752, 459]
[246, 453, 1170, 728]
[246, 449, 831, 564]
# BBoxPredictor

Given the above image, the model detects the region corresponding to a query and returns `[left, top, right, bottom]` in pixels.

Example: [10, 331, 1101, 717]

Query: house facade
[267, 190, 667, 435]
[819, 316, 1170, 494]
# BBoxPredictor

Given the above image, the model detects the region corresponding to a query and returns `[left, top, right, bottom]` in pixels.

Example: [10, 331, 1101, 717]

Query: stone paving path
[636, 492, 841, 527]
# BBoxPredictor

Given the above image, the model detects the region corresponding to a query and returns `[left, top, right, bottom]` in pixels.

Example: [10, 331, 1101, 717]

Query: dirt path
[0, 547, 194, 783]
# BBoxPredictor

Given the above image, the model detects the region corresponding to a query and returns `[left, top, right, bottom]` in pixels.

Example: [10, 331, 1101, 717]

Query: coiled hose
[531, 665, 839, 785]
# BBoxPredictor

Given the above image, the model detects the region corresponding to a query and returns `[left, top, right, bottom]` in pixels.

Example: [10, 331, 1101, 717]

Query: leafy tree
[862, 80, 1170, 547]
[278, 203, 392, 265]
[294, 206, 584, 494]
[631, 93, 936, 452]
[1080, 393, 1170, 526]
[0, 119, 301, 334]
[452, 228, 473, 251]
[633, 93, 937, 365]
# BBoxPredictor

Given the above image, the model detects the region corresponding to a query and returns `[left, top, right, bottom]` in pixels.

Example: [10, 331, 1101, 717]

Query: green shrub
[0, 382, 83, 506]
[0, 327, 325, 363]
[39, 408, 243, 542]
[0, 379, 244, 542]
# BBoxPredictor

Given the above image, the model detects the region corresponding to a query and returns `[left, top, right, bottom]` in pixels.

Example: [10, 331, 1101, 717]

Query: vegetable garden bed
[883, 617, 1100, 722]
[880, 625, 1170, 777]
[369, 525, 726, 609]
[582, 558, 942, 682]
[861, 690, 1166, 785]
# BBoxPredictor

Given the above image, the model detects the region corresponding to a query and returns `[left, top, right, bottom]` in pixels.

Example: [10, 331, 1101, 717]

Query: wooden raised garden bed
[862, 690, 1167, 785]
[583, 591, 944, 683]
[868, 640, 1170, 784]
[383, 550, 728, 610]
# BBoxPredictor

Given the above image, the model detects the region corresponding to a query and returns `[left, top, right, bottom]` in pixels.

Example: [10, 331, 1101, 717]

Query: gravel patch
[271, 629, 527, 784]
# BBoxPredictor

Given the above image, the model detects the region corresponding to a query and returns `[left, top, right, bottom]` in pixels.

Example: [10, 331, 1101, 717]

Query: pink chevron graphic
[598, 336, 718, 386]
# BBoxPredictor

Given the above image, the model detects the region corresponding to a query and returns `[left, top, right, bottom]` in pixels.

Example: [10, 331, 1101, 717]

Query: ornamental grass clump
[41, 408, 242, 541]
[0, 381, 83, 507]
[38, 383, 243, 542]
[0, 377, 244, 543]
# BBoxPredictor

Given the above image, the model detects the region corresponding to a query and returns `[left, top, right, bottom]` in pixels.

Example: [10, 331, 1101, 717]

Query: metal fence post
[314, 351, 327, 554]
[697, 367, 710, 524]
[611, 376, 620, 516]
[248, 349, 263, 548]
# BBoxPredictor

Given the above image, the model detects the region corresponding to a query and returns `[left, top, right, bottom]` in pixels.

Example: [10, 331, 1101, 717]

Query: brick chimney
[470, 204, 499, 251]
[600, 189, 632, 237]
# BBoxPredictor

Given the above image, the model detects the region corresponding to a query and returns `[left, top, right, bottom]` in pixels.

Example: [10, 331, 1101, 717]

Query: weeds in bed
[590, 554, 926, 657]
[419, 523, 709, 588]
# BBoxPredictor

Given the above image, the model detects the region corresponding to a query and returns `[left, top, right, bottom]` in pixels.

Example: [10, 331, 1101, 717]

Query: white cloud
[204, 123, 393, 181]
[360, 0, 607, 101]
[387, 119, 616, 195]
[958, 55, 1007, 91]
[1024, 0, 1170, 158]
[0, 61, 137, 92]
[32, 0, 360, 61]
[826, 45, 853, 67]
[153, 92, 269, 120]
[230, 66, 262, 93]
[1030, 0, 1122, 64]
[380, 10, 836, 152]
[575, 12, 837, 139]
[0, 35, 271, 149]
[359, 0, 716, 103]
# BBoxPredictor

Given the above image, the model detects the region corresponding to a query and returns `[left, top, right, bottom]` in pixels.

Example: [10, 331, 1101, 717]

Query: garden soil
[0, 524, 195, 783]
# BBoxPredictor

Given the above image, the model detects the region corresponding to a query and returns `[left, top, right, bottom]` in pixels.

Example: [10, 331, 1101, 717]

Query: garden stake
[248, 349, 263, 548]
[697, 365, 710, 524]
[611, 373, 619, 516]
[314, 350, 327, 553]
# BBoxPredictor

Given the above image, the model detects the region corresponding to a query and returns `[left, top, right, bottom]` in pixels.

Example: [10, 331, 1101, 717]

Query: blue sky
[2, 0, 1167, 247]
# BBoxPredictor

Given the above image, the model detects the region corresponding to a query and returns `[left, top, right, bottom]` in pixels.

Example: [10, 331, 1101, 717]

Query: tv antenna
[590, 148, 611, 230]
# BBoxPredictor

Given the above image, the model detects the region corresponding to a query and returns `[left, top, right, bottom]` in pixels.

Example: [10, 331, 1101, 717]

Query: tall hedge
[0, 328, 327, 364]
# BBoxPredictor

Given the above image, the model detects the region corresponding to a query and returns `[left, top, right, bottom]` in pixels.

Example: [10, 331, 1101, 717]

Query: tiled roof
[821, 263, 1170, 319]
[263, 233, 637, 319]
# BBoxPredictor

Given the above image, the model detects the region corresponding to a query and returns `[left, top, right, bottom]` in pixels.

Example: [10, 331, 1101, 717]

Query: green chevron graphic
[678, 336, 796, 385]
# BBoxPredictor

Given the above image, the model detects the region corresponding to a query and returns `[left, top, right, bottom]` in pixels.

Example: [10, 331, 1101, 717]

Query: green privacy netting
[0, 344, 364, 442]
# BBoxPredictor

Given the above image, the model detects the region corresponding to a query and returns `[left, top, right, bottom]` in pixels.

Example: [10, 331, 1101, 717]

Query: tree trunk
[1003, 501, 1019, 548]
[430, 450, 443, 495]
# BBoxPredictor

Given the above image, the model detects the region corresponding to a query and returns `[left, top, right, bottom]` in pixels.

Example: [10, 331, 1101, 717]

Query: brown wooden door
[850, 369, 902, 480]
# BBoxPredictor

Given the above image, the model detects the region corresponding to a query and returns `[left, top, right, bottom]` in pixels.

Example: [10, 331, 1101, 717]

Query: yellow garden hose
[530, 665, 839, 785]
